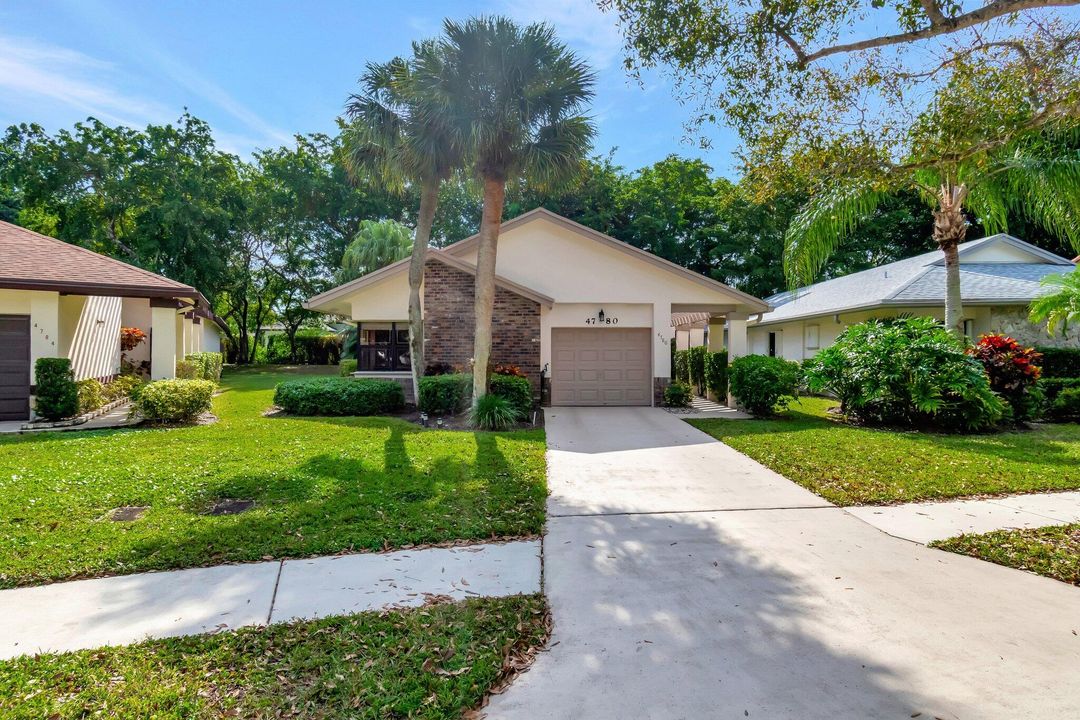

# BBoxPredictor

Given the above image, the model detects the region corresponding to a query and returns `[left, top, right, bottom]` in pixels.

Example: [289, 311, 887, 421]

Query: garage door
[551, 328, 651, 406]
[0, 315, 31, 421]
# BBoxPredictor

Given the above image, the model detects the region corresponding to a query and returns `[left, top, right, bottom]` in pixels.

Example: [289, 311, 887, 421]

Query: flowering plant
[969, 333, 1042, 419]
[120, 327, 147, 352]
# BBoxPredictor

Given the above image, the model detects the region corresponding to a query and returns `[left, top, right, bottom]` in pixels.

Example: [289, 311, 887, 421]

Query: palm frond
[1029, 268, 1080, 337]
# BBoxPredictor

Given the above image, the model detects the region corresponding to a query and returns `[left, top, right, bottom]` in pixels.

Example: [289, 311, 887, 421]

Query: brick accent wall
[423, 258, 542, 388]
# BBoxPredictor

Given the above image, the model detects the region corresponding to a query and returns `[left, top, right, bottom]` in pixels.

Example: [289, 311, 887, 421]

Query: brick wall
[423, 258, 542, 388]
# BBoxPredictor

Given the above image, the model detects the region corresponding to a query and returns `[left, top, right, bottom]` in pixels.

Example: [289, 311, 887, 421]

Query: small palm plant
[1030, 268, 1080, 337]
[336, 219, 413, 283]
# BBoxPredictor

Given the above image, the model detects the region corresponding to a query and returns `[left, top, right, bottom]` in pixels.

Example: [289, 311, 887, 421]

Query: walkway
[848, 490, 1080, 544]
[0, 402, 136, 434]
[484, 407, 1080, 720]
[0, 540, 539, 660]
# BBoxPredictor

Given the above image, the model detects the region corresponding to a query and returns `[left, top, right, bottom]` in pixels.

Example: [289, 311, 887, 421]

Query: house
[305, 208, 769, 406]
[748, 233, 1078, 361]
[0, 221, 223, 420]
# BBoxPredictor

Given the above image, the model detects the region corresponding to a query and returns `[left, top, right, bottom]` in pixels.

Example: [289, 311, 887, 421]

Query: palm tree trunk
[408, 178, 439, 406]
[933, 183, 969, 335]
[472, 177, 505, 401]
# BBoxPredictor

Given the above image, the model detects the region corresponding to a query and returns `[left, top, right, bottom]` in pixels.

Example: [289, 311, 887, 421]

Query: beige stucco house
[747, 233, 1077, 362]
[306, 208, 769, 406]
[0, 221, 223, 420]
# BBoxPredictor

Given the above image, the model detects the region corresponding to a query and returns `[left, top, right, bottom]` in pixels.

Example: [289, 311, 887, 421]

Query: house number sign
[585, 309, 618, 325]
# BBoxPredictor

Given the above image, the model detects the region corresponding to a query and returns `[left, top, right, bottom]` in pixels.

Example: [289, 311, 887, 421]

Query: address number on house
[585, 316, 618, 325]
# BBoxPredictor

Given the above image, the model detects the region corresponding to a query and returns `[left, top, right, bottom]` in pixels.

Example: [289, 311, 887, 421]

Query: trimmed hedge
[273, 377, 404, 416]
[418, 373, 472, 415]
[490, 374, 532, 417]
[134, 379, 216, 423]
[1039, 377, 1080, 403]
[339, 359, 358, 376]
[1049, 387, 1080, 422]
[33, 358, 79, 421]
[175, 359, 198, 380]
[1035, 346, 1080, 379]
[705, 350, 729, 397]
[266, 332, 342, 365]
[687, 346, 708, 395]
[673, 350, 690, 384]
[76, 378, 104, 415]
[186, 352, 223, 382]
[103, 375, 144, 403]
[729, 354, 801, 416]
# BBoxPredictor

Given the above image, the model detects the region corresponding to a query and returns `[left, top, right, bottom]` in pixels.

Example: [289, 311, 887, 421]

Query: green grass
[0, 595, 549, 719]
[0, 367, 546, 588]
[931, 524, 1080, 585]
[690, 397, 1080, 505]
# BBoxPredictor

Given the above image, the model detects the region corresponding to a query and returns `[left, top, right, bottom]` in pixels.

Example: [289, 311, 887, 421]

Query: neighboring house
[306, 208, 769, 406]
[0, 221, 223, 420]
[749, 233, 1078, 362]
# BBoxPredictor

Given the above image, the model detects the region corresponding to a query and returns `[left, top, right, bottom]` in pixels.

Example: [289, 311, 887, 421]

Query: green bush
[339, 359, 358, 376]
[76, 378, 104, 415]
[33, 358, 79, 421]
[664, 381, 693, 407]
[705, 350, 729, 397]
[687, 346, 708, 395]
[1039, 377, 1080, 404]
[273, 377, 405, 416]
[418, 373, 472, 415]
[134, 379, 216, 423]
[186, 352, 223, 382]
[803, 317, 1005, 431]
[175, 359, 198, 380]
[1035, 346, 1080, 379]
[470, 393, 521, 430]
[265, 332, 342, 365]
[102, 375, 144, 403]
[729, 355, 801, 416]
[1049, 387, 1080, 422]
[490, 374, 532, 417]
[673, 350, 690, 383]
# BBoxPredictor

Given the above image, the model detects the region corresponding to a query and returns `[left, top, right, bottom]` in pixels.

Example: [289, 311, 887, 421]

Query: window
[356, 322, 411, 372]
[963, 319, 975, 339]
[768, 332, 777, 357]
[805, 324, 820, 350]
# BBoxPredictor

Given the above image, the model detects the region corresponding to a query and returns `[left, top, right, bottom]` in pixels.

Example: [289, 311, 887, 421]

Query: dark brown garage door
[0, 315, 31, 421]
[551, 327, 651, 406]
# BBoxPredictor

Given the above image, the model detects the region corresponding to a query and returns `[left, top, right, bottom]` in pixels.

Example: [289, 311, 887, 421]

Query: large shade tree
[414, 16, 596, 399]
[344, 51, 464, 404]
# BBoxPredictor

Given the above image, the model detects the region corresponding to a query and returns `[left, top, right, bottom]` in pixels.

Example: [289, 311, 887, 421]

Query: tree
[344, 51, 465, 404]
[1030, 268, 1080, 337]
[337, 219, 413, 283]
[414, 16, 596, 399]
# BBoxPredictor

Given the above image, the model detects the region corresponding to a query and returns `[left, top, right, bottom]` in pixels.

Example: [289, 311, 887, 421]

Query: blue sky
[0, 0, 740, 176]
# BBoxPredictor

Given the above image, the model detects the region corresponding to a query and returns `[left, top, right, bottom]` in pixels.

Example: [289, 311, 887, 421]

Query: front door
[0, 315, 31, 421]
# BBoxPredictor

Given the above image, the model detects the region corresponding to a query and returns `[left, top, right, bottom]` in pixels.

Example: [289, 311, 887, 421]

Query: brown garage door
[551, 328, 651, 406]
[0, 315, 31, 421]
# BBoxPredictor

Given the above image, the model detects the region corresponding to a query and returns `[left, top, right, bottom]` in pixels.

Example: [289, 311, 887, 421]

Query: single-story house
[0, 221, 223, 420]
[748, 233, 1078, 361]
[305, 208, 769, 406]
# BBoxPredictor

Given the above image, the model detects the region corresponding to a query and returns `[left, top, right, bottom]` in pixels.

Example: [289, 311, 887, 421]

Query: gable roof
[0, 220, 205, 305]
[443, 208, 770, 312]
[755, 234, 1075, 326]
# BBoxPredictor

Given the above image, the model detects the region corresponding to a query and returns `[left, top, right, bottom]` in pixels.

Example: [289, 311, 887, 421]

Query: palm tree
[336, 219, 413, 284]
[1030, 268, 1080, 337]
[413, 16, 595, 399]
[343, 50, 464, 404]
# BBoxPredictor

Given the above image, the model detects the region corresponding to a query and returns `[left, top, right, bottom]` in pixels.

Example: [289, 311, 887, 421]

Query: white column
[150, 305, 178, 380]
[707, 317, 725, 352]
[653, 302, 672, 407]
[726, 312, 749, 407]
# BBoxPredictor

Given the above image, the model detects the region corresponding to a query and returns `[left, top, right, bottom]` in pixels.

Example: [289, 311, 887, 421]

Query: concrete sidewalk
[0, 540, 540, 659]
[847, 490, 1080, 544]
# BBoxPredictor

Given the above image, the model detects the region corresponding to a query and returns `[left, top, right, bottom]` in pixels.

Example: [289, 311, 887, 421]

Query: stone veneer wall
[989, 305, 1080, 348]
[422, 258, 542, 387]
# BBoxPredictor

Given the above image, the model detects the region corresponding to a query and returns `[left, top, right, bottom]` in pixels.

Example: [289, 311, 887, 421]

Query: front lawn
[0, 368, 546, 588]
[0, 595, 548, 719]
[690, 397, 1080, 505]
[931, 524, 1080, 586]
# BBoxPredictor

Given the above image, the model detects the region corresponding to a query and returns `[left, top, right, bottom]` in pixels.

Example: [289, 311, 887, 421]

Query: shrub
[266, 332, 342, 365]
[424, 362, 456, 376]
[490, 374, 532, 417]
[492, 363, 527, 378]
[102, 375, 144, 403]
[119, 327, 147, 352]
[76, 378, 104, 415]
[1049, 387, 1080, 422]
[969, 334, 1042, 421]
[687, 346, 708, 395]
[729, 355, 801, 416]
[175, 359, 198, 380]
[134, 379, 215, 423]
[673, 350, 690, 383]
[803, 317, 1005, 431]
[1035, 346, 1080, 379]
[664, 381, 693, 407]
[470, 393, 521, 430]
[1039, 377, 1080, 404]
[705, 350, 729, 397]
[273, 377, 404, 416]
[186, 352, 223, 382]
[33, 358, 79, 421]
[418, 373, 472, 415]
[339, 359, 358, 376]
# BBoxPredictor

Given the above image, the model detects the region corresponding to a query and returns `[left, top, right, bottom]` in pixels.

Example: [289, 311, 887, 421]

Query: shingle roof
[0, 221, 201, 301]
[756, 234, 1074, 326]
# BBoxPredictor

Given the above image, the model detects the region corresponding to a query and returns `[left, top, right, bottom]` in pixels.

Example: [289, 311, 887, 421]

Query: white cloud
[501, 0, 624, 70]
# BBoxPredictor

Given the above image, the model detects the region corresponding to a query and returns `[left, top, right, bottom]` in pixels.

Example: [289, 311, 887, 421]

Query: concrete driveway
[484, 407, 1080, 720]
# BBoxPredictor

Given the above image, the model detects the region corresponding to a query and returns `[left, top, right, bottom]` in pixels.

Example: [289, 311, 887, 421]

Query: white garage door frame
[550, 327, 653, 407]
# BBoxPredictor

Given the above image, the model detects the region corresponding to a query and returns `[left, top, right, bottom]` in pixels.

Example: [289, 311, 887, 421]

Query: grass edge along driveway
[690, 397, 1080, 505]
[930, 524, 1080, 586]
[0, 368, 546, 588]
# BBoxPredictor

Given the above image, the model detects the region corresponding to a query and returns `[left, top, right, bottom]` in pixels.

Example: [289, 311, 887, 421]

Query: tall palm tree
[336, 219, 413, 284]
[413, 16, 595, 399]
[343, 50, 464, 404]
[1030, 268, 1080, 337]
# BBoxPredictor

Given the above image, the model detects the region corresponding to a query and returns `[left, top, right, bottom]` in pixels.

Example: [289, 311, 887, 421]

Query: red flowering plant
[119, 327, 150, 377]
[491, 363, 527, 378]
[120, 327, 147, 352]
[968, 333, 1042, 420]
